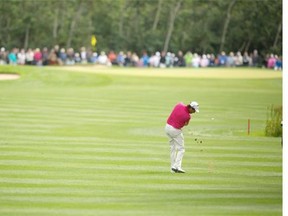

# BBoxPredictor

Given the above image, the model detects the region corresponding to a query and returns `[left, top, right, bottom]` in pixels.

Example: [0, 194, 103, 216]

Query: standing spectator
[98, 51, 109, 65]
[200, 54, 209, 67]
[17, 48, 26, 65]
[207, 54, 216, 67]
[262, 54, 270, 68]
[8, 48, 17, 65]
[80, 47, 87, 64]
[242, 51, 250, 66]
[176, 50, 185, 67]
[42, 47, 49, 66]
[214, 55, 219, 66]
[90, 52, 98, 64]
[159, 51, 166, 68]
[149, 51, 160, 67]
[131, 52, 140, 67]
[59, 48, 67, 64]
[25, 48, 34, 65]
[54, 45, 62, 65]
[117, 51, 125, 66]
[226, 52, 235, 67]
[74, 53, 81, 63]
[66, 48, 75, 65]
[0, 47, 8, 65]
[267, 54, 276, 69]
[140, 51, 150, 67]
[184, 51, 193, 67]
[124, 51, 132, 67]
[86, 49, 93, 63]
[172, 53, 178, 66]
[252, 49, 260, 67]
[165, 52, 173, 67]
[234, 51, 243, 67]
[218, 51, 227, 66]
[274, 55, 282, 71]
[108, 51, 117, 65]
[48, 48, 58, 65]
[192, 53, 200, 68]
[34, 48, 42, 65]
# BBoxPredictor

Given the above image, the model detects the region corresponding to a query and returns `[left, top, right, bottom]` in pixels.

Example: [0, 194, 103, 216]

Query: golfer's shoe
[176, 168, 185, 173]
[171, 167, 177, 173]
[171, 167, 185, 173]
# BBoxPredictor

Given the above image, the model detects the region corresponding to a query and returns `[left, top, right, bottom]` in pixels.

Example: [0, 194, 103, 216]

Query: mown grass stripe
[0, 66, 282, 216]
[1, 143, 281, 155]
[0, 150, 281, 160]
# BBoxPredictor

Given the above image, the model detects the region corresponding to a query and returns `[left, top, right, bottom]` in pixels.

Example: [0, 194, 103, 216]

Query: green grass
[0, 66, 282, 216]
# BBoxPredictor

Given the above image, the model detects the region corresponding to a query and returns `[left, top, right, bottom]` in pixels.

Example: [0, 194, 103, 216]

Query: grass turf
[0, 66, 282, 216]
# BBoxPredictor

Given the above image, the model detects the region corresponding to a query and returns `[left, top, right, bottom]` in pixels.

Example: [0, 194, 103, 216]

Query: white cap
[190, 101, 199, 112]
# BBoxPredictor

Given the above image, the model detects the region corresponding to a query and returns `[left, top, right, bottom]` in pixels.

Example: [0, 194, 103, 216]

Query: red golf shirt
[167, 102, 191, 129]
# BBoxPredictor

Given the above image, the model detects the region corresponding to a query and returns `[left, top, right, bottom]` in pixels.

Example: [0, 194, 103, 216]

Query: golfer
[165, 101, 199, 173]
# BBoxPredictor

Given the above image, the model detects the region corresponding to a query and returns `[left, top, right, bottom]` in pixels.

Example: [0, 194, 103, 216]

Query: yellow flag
[91, 35, 97, 47]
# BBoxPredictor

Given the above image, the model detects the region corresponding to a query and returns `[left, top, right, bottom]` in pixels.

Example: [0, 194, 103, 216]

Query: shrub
[265, 105, 282, 137]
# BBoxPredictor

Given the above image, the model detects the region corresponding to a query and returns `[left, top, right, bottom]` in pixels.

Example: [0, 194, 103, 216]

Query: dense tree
[0, 0, 282, 56]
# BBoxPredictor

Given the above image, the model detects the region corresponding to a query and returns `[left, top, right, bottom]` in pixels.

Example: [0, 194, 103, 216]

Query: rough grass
[0, 66, 282, 216]
[265, 105, 282, 137]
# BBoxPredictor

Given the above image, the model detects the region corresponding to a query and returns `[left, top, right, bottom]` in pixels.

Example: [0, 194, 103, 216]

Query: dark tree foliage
[0, 0, 282, 55]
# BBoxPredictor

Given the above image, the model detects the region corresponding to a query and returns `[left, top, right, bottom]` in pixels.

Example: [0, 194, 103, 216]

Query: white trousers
[165, 124, 185, 169]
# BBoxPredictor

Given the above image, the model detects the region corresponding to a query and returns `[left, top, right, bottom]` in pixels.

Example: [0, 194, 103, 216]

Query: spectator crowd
[0, 45, 282, 71]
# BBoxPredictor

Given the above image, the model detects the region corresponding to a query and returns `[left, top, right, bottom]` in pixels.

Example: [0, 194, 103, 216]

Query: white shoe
[176, 168, 185, 173]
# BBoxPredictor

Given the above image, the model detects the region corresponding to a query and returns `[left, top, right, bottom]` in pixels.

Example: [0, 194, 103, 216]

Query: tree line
[0, 0, 282, 56]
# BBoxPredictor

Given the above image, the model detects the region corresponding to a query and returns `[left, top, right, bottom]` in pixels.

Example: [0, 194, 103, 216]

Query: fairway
[0, 66, 282, 216]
